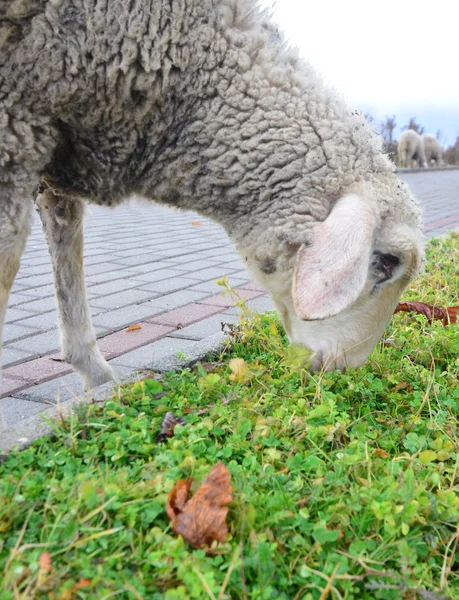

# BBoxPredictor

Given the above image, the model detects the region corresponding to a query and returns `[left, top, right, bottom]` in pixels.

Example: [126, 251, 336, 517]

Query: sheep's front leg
[36, 191, 113, 388]
[0, 197, 32, 429]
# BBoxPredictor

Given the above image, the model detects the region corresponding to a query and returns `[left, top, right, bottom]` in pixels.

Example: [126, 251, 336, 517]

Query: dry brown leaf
[372, 448, 389, 458]
[38, 551, 52, 572]
[392, 381, 413, 393]
[191, 221, 202, 226]
[72, 579, 91, 591]
[126, 324, 142, 332]
[167, 461, 232, 549]
[167, 478, 192, 521]
[394, 302, 459, 326]
[156, 411, 186, 443]
[228, 358, 252, 384]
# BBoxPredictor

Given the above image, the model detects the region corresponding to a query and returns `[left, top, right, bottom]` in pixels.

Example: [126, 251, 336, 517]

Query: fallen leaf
[192, 221, 202, 226]
[391, 381, 413, 393]
[156, 411, 186, 443]
[50, 357, 64, 362]
[167, 461, 232, 549]
[167, 478, 192, 521]
[38, 551, 52, 573]
[394, 302, 459, 325]
[420, 450, 437, 464]
[372, 448, 389, 458]
[126, 324, 142, 332]
[72, 579, 91, 591]
[228, 358, 252, 383]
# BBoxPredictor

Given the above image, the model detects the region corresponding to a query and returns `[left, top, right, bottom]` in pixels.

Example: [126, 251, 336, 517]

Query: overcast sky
[264, 0, 458, 145]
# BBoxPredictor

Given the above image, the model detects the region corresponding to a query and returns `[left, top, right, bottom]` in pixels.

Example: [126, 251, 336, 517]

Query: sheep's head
[249, 193, 424, 372]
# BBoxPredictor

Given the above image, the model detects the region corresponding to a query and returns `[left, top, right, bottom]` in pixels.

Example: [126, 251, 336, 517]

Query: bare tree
[380, 115, 397, 163]
[444, 135, 459, 165]
[401, 118, 425, 135]
[380, 115, 397, 146]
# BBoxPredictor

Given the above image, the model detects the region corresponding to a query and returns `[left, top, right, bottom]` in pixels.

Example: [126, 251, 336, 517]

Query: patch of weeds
[1, 234, 459, 599]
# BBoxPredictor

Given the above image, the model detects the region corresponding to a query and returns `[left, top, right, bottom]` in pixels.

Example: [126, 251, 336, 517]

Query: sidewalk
[1, 169, 458, 442]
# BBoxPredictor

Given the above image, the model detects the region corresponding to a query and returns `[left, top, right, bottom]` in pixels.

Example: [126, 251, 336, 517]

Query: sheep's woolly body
[423, 134, 442, 166]
[0, 0, 425, 386]
[1, 0, 421, 246]
[398, 130, 426, 169]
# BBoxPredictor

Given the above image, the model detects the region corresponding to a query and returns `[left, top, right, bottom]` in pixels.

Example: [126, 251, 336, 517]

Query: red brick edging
[1, 286, 265, 398]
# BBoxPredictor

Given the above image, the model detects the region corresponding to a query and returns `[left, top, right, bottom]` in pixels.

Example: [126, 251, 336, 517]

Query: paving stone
[4, 354, 72, 386]
[147, 303, 223, 327]
[19, 311, 60, 331]
[92, 303, 166, 330]
[0, 397, 48, 425]
[0, 377, 30, 398]
[97, 323, 175, 358]
[10, 282, 31, 293]
[15, 285, 57, 299]
[129, 268, 189, 284]
[237, 282, 266, 293]
[191, 248, 239, 259]
[20, 256, 52, 268]
[110, 255, 171, 268]
[198, 288, 263, 308]
[169, 313, 240, 340]
[10, 295, 57, 313]
[85, 269, 141, 285]
[90, 289, 159, 311]
[87, 277, 147, 297]
[4, 307, 36, 323]
[2, 347, 31, 368]
[136, 276, 199, 295]
[84, 254, 118, 266]
[13, 372, 87, 403]
[14, 273, 53, 289]
[85, 262, 121, 276]
[16, 265, 51, 278]
[3, 322, 40, 344]
[8, 329, 61, 356]
[110, 337, 195, 369]
[226, 268, 252, 280]
[137, 290, 208, 311]
[180, 266, 238, 282]
[164, 258, 223, 271]
[12, 367, 137, 406]
[222, 294, 275, 317]
[186, 278, 249, 295]
[6, 293, 34, 307]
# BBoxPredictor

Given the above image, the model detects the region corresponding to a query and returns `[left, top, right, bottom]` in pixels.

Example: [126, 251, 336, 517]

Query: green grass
[1, 233, 459, 600]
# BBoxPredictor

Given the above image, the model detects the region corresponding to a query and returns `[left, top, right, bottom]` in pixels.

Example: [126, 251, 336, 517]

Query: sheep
[0, 0, 425, 414]
[423, 134, 443, 167]
[398, 130, 427, 168]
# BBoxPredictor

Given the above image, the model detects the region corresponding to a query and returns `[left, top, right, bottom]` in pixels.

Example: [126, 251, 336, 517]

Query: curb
[397, 166, 459, 174]
[0, 332, 229, 457]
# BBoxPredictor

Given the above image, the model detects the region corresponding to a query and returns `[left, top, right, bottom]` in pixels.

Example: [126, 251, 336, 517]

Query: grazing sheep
[423, 134, 443, 167]
[0, 0, 424, 415]
[398, 130, 427, 168]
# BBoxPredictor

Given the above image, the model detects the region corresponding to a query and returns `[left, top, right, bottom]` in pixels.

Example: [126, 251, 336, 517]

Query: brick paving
[1, 169, 458, 429]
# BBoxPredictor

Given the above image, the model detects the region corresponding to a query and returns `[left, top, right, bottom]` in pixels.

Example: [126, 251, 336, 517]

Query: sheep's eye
[373, 252, 400, 283]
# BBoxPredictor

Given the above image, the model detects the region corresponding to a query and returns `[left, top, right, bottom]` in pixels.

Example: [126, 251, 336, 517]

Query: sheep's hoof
[82, 362, 114, 389]
[71, 354, 114, 389]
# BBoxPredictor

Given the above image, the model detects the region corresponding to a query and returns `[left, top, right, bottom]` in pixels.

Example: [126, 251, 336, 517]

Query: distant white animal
[423, 134, 443, 167]
[398, 130, 427, 168]
[0, 0, 425, 430]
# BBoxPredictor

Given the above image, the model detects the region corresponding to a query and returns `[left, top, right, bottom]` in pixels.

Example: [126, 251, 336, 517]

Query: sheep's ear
[292, 194, 376, 320]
